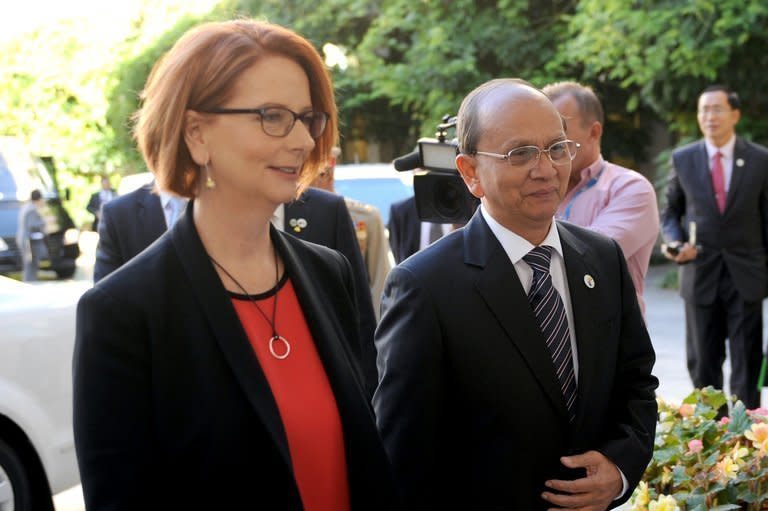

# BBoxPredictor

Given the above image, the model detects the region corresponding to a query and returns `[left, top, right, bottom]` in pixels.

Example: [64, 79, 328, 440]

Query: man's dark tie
[523, 246, 577, 421]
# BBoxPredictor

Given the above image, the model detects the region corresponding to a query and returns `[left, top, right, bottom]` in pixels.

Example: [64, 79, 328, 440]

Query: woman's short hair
[134, 19, 337, 198]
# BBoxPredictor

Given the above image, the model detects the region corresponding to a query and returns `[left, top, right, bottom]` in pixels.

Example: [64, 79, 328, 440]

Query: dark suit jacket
[387, 196, 420, 264]
[94, 184, 166, 283]
[286, 187, 378, 394]
[373, 211, 658, 510]
[661, 137, 768, 304]
[74, 202, 397, 510]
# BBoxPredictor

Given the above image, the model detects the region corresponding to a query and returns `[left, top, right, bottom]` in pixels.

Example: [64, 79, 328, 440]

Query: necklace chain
[209, 245, 290, 359]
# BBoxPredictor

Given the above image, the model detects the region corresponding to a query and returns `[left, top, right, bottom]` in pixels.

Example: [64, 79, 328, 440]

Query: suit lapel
[557, 224, 601, 427]
[170, 202, 293, 473]
[283, 193, 310, 240]
[465, 213, 570, 421]
[725, 137, 748, 214]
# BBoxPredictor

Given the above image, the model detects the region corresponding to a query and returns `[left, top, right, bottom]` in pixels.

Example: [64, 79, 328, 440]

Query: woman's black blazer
[73, 203, 397, 510]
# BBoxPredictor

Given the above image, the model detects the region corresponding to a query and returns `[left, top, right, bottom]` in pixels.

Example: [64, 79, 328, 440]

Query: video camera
[393, 116, 479, 224]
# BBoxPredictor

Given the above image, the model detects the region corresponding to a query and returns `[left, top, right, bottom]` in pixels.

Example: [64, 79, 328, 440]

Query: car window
[0, 148, 55, 200]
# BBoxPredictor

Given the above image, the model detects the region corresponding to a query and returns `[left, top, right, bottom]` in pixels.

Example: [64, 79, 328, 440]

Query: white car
[0, 276, 85, 510]
[333, 163, 414, 224]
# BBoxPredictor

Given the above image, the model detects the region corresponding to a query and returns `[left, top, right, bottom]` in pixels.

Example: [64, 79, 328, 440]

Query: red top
[231, 278, 350, 511]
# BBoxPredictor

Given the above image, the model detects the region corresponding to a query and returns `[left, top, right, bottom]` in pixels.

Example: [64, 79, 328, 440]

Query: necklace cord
[209, 245, 280, 339]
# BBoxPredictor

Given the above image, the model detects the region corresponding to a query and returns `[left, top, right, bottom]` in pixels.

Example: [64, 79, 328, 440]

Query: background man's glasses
[474, 140, 580, 167]
[697, 106, 731, 116]
[202, 106, 329, 139]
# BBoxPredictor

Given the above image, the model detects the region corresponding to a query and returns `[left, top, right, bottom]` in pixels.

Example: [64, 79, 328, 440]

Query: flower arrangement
[630, 387, 768, 511]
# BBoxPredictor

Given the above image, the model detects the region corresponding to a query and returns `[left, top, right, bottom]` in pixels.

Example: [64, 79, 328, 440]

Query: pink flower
[748, 407, 768, 419]
[678, 403, 695, 417]
[719, 416, 731, 425]
[687, 439, 703, 454]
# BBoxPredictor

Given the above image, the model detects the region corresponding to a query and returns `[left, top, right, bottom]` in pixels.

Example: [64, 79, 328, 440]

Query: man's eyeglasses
[202, 106, 329, 139]
[474, 140, 580, 167]
[697, 106, 731, 116]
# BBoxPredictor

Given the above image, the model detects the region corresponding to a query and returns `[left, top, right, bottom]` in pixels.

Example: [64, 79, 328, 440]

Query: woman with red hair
[73, 19, 396, 510]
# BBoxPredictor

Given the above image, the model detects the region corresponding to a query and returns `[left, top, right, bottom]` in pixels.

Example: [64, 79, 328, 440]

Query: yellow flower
[715, 456, 739, 482]
[630, 481, 650, 510]
[745, 422, 768, 453]
[648, 494, 680, 511]
[731, 442, 749, 463]
[661, 466, 673, 485]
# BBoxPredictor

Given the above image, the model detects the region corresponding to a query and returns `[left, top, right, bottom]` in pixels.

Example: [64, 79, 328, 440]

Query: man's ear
[183, 110, 209, 165]
[456, 153, 484, 199]
[590, 120, 603, 143]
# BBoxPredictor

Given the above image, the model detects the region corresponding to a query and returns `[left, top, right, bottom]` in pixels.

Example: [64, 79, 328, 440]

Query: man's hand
[662, 242, 697, 263]
[541, 450, 623, 511]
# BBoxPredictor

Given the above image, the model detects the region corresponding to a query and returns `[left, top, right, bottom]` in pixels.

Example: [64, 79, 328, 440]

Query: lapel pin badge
[736, 158, 745, 168]
[289, 218, 308, 232]
[584, 274, 595, 289]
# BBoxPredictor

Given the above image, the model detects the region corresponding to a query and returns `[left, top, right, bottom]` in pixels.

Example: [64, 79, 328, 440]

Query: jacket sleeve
[598, 240, 658, 505]
[373, 265, 445, 508]
[660, 154, 686, 243]
[73, 286, 153, 510]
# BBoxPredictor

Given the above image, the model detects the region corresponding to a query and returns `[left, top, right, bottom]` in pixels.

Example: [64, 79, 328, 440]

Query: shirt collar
[480, 204, 563, 265]
[158, 191, 187, 210]
[272, 204, 285, 231]
[705, 135, 735, 160]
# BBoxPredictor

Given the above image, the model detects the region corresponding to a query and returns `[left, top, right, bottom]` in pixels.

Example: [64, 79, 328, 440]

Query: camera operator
[388, 195, 457, 264]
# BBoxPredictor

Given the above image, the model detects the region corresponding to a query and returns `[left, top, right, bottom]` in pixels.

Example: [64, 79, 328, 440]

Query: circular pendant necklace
[209, 246, 290, 360]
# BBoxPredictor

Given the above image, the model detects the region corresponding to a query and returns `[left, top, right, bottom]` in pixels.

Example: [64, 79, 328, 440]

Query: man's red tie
[712, 151, 726, 213]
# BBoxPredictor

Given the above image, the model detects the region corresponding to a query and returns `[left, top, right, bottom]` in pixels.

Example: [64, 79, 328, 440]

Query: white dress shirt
[418, 222, 452, 250]
[159, 192, 187, 229]
[480, 205, 579, 380]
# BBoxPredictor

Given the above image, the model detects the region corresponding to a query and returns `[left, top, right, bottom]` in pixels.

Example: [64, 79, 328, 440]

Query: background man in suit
[312, 146, 392, 318]
[662, 85, 768, 409]
[94, 182, 181, 282]
[95, 179, 378, 396]
[86, 175, 116, 232]
[543, 81, 659, 317]
[374, 78, 657, 510]
[388, 195, 455, 264]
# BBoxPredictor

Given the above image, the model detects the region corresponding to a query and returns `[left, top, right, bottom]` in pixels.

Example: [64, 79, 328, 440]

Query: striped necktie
[523, 246, 577, 421]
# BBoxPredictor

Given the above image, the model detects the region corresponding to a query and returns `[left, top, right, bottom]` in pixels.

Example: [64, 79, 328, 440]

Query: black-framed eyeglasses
[474, 140, 580, 167]
[202, 106, 329, 139]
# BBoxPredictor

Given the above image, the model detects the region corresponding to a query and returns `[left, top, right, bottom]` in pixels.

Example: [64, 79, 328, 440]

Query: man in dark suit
[281, 187, 379, 393]
[374, 78, 657, 510]
[662, 85, 768, 409]
[95, 181, 378, 395]
[94, 183, 167, 282]
[86, 175, 116, 232]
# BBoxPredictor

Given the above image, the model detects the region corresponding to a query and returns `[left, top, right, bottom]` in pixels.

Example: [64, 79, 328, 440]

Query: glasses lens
[506, 146, 540, 166]
[261, 108, 294, 136]
[306, 112, 328, 139]
[548, 141, 576, 164]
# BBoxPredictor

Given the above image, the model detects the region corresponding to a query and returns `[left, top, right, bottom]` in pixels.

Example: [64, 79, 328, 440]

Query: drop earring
[204, 163, 216, 189]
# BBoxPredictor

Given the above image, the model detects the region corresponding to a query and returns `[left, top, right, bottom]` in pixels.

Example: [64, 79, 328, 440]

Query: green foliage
[3, 0, 768, 214]
[561, 0, 768, 144]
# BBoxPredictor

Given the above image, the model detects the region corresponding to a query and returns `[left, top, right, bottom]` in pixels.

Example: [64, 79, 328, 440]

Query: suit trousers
[684, 265, 763, 408]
